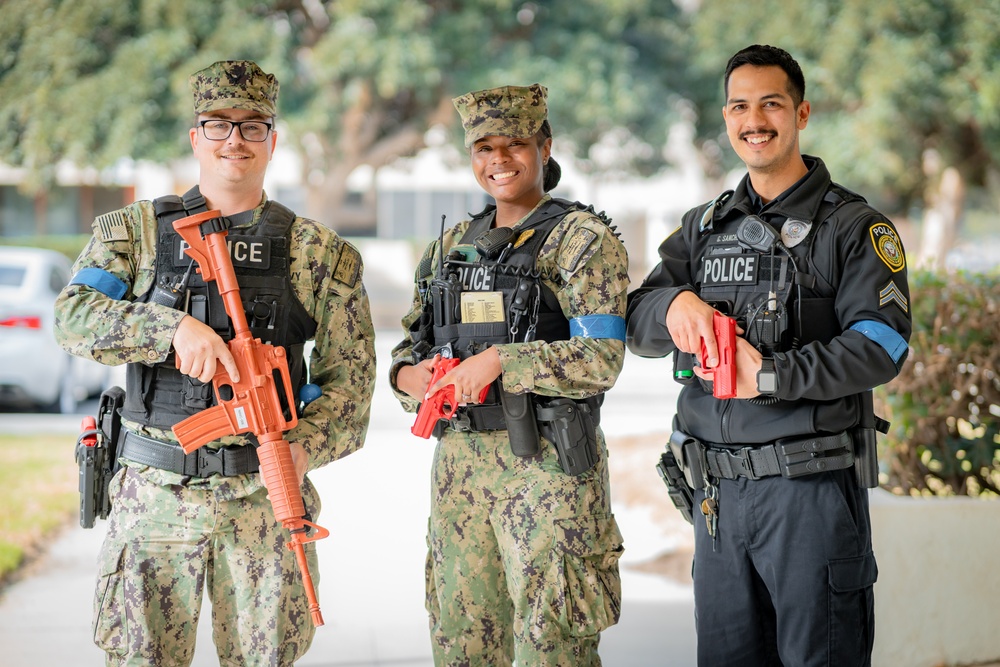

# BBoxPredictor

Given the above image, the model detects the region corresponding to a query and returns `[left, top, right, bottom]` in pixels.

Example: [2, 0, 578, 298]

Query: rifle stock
[170, 209, 328, 627]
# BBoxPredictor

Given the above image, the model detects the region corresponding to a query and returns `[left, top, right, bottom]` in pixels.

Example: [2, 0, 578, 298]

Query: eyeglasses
[198, 119, 273, 142]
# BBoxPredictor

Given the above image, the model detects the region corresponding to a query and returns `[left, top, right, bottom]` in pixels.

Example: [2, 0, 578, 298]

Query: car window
[0, 266, 26, 287]
[49, 265, 69, 293]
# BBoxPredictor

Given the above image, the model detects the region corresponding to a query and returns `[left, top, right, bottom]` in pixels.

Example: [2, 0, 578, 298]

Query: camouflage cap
[452, 83, 548, 147]
[189, 60, 279, 117]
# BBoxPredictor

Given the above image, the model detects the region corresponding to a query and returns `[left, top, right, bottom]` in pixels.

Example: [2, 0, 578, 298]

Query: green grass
[0, 434, 79, 582]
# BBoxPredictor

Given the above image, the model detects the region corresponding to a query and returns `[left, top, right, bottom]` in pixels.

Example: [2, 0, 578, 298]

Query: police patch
[95, 210, 130, 243]
[558, 228, 597, 274]
[869, 222, 905, 272]
[879, 279, 908, 313]
[702, 253, 758, 287]
[333, 243, 361, 287]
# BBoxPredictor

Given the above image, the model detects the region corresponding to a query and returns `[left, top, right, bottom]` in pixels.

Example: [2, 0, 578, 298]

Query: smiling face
[470, 133, 551, 224]
[723, 64, 810, 185]
[189, 107, 276, 196]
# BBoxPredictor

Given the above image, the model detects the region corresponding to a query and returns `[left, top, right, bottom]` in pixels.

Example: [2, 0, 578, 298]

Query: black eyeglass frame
[197, 119, 273, 142]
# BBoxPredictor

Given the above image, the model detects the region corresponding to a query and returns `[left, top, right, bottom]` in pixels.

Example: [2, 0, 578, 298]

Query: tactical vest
[411, 198, 602, 428]
[696, 186, 867, 353]
[120, 187, 317, 430]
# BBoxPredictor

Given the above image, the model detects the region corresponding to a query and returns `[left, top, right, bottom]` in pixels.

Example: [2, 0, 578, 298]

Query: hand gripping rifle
[170, 209, 329, 627]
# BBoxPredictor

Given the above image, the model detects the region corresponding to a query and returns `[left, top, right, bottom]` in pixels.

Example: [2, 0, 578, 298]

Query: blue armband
[850, 320, 908, 366]
[69, 268, 128, 300]
[569, 314, 626, 341]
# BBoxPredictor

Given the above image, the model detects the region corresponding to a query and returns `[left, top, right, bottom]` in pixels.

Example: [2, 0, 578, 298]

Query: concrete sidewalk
[0, 334, 697, 666]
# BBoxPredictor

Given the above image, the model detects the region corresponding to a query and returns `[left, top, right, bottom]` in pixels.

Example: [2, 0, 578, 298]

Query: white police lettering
[703, 255, 757, 285]
[460, 265, 493, 291]
[227, 239, 265, 264]
[177, 239, 266, 266]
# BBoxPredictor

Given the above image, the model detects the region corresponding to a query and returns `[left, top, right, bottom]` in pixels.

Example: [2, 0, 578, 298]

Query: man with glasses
[55, 60, 376, 666]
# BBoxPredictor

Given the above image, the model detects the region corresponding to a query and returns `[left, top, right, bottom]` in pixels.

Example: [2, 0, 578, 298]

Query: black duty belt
[121, 430, 259, 477]
[444, 396, 604, 434]
[703, 431, 854, 481]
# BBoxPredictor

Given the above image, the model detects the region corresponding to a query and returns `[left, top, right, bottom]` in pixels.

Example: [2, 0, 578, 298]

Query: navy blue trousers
[692, 469, 876, 667]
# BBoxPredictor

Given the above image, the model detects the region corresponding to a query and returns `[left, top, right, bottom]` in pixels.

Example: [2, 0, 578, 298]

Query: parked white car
[0, 246, 108, 413]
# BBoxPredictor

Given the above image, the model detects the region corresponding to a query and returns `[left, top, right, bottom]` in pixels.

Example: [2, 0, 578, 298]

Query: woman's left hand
[428, 347, 503, 404]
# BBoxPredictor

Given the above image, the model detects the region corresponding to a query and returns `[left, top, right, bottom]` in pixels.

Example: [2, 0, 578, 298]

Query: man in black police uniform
[626, 45, 911, 666]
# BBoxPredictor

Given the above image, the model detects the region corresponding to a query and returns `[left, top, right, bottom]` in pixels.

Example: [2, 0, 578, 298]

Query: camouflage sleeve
[54, 202, 186, 366]
[388, 223, 468, 413]
[286, 219, 376, 470]
[494, 211, 629, 399]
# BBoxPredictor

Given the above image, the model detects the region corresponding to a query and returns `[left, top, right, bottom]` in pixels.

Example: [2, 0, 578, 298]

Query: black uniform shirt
[625, 156, 912, 445]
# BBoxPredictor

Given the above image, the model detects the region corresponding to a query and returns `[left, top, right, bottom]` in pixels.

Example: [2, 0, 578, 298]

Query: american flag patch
[95, 210, 130, 243]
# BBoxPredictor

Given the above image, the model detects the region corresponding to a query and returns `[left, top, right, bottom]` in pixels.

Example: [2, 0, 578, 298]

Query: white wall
[870, 489, 1000, 667]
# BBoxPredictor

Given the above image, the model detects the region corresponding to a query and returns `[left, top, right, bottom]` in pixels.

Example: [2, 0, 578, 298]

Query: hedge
[876, 269, 1000, 497]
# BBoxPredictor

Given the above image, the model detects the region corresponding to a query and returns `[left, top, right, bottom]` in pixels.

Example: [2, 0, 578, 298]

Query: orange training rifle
[170, 209, 328, 627]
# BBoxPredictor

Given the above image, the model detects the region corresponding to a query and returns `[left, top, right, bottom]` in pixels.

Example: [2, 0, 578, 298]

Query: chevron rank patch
[870, 222, 905, 272]
[95, 210, 130, 243]
[332, 243, 361, 287]
[558, 228, 597, 274]
[879, 279, 908, 313]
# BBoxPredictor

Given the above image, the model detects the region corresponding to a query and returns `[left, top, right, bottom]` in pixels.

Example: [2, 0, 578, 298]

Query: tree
[684, 0, 1000, 267]
[0, 0, 696, 228]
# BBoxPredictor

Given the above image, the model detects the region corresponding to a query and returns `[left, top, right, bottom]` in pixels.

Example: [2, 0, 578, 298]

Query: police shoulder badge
[869, 222, 905, 273]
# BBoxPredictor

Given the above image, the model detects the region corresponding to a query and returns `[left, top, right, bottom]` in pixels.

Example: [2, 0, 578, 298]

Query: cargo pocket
[553, 514, 624, 637]
[93, 546, 129, 655]
[828, 550, 878, 661]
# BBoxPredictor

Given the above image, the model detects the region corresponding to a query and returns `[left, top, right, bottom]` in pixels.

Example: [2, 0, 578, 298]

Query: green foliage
[0, 434, 78, 583]
[875, 269, 1000, 496]
[0, 0, 696, 190]
[0, 235, 91, 262]
[688, 0, 1000, 211]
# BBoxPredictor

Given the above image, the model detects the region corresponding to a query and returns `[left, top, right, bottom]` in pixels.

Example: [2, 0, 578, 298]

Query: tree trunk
[918, 150, 966, 270]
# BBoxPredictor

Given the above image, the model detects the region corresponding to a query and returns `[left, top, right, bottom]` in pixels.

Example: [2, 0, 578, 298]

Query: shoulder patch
[558, 227, 598, 274]
[332, 243, 361, 287]
[869, 222, 905, 272]
[95, 210, 131, 243]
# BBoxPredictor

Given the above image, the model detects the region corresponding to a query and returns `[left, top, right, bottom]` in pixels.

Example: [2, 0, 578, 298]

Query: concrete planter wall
[871, 489, 1000, 667]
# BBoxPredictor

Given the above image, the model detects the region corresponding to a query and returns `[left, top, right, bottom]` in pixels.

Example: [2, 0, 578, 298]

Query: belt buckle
[197, 448, 226, 477]
[725, 447, 760, 481]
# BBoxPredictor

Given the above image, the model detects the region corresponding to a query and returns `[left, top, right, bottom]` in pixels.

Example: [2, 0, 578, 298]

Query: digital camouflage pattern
[390, 195, 629, 665]
[55, 197, 376, 470]
[54, 196, 376, 665]
[190, 60, 279, 117]
[94, 465, 321, 666]
[452, 83, 548, 147]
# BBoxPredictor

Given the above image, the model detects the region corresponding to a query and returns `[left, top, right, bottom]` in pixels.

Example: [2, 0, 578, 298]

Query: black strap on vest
[121, 430, 259, 477]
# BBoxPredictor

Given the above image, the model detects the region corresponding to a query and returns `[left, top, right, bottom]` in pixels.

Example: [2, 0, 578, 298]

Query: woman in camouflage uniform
[390, 83, 629, 666]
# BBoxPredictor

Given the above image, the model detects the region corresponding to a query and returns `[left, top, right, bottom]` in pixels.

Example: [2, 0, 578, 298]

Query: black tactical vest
[120, 187, 317, 430]
[424, 198, 597, 358]
[696, 186, 866, 354]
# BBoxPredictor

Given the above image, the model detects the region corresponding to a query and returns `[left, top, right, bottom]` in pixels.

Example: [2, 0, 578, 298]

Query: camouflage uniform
[390, 85, 628, 667]
[54, 61, 376, 666]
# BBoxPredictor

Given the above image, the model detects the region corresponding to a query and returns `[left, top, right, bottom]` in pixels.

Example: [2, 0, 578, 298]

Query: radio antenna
[437, 214, 446, 276]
